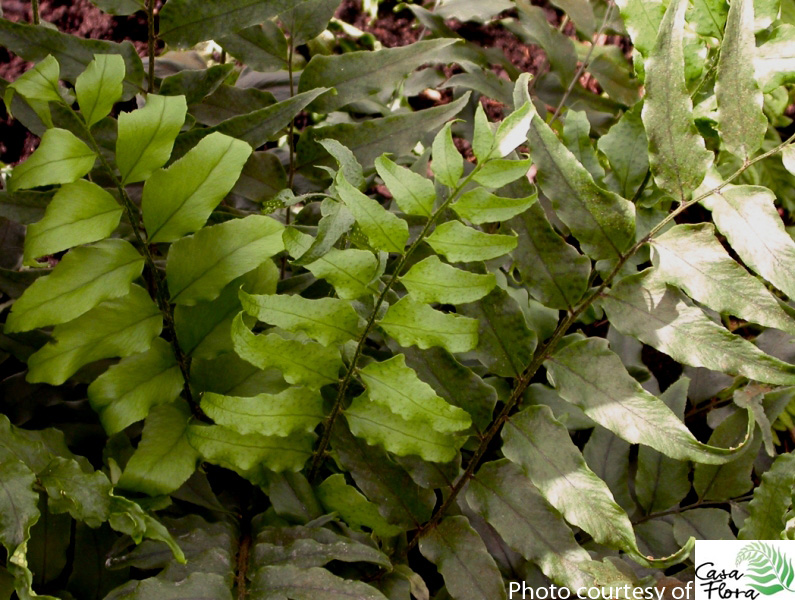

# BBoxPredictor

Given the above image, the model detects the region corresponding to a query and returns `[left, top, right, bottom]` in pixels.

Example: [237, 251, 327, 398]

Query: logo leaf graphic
[736, 542, 795, 595]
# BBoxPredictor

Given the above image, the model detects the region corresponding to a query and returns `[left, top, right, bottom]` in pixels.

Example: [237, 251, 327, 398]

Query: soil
[0, 0, 584, 166]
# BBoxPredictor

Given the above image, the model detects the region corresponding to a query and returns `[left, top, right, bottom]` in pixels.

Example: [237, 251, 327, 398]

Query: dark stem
[281, 39, 296, 280]
[633, 495, 754, 525]
[287, 40, 296, 190]
[235, 528, 252, 600]
[403, 131, 795, 552]
[308, 166, 484, 480]
[147, 0, 156, 94]
[31, 0, 40, 24]
[550, 2, 614, 125]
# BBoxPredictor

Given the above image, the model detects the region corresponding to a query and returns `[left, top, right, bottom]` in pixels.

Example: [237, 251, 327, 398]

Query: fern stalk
[308, 162, 486, 479]
[405, 132, 795, 552]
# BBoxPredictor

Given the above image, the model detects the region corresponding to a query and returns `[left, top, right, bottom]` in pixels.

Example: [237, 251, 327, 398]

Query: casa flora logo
[696, 541, 795, 600]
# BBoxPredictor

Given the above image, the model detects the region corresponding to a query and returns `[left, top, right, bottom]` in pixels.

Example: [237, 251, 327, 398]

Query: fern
[1, 0, 795, 598]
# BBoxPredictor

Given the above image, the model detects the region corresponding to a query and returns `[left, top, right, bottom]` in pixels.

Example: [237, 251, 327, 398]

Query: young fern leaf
[239, 289, 363, 346]
[7, 239, 143, 332]
[22, 180, 123, 266]
[8, 128, 96, 191]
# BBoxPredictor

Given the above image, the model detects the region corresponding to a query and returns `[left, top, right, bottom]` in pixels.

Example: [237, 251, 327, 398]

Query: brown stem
[281, 39, 297, 280]
[633, 495, 753, 525]
[403, 131, 795, 551]
[147, 0, 156, 94]
[550, 2, 615, 125]
[31, 0, 40, 24]
[308, 165, 484, 480]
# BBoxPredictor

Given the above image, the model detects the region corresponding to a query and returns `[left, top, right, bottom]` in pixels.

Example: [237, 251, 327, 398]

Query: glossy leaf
[403, 346, 498, 432]
[290, 200, 356, 267]
[336, 171, 408, 254]
[0, 458, 38, 552]
[187, 424, 314, 475]
[701, 184, 795, 301]
[200, 388, 325, 437]
[142, 132, 252, 243]
[316, 474, 404, 537]
[27, 285, 162, 385]
[174, 264, 278, 359]
[331, 422, 435, 527]
[502, 405, 691, 567]
[240, 289, 361, 347]
[375, 154, 435, 217]
[601, 270, 795, 385]
[4, 55, 63, 127]
[284, 229, 382, 300]
[167, 215, 283, 305]
[253, 524, 391, 568]
[359, 354, 471, 433]
[526, 95, 635, 260]
[7, 239, 143, 332]
[508, 203, 589, 310]
[231, 313, 342, 390]
[116, 94, 187, 184]
[379, 297, 479, 353]
[641, 0, 712, 199]
[452, 188, 536, 225]
[716, 0, 766, 158]
[419, 516, 506, 600]
[22, 180, 123, 266]
[401, 256, 496, 305]
[9, 128, 95, 191]
[75, 54, 125, 127]
[345, 394, 462, 462]
[545, 338, 753, 464]
[88, 337, 183, 435]
[39, 458, 111, 527]
[118, 402, 199, 496]
[467, 459, 624, 590]
[426, 221, 517, 263]
[472, 156, 533, 189]
[651, 223, 795, 334]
